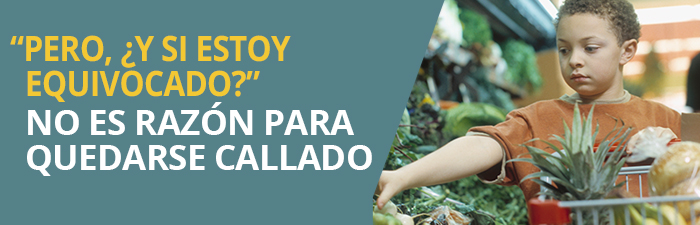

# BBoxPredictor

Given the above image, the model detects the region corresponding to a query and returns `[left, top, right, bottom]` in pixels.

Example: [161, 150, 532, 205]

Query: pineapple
[510, 104, 633, 224]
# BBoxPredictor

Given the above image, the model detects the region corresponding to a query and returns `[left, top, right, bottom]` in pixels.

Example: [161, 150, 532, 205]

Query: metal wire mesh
[559, 195, 700, 225]
[538, 165, 700, 225]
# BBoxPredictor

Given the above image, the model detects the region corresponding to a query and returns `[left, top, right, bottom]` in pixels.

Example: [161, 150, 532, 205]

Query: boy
[376, 0, 681, 209]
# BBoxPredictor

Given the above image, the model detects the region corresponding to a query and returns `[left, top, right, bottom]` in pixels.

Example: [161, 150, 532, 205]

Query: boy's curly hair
[555, 0, 641, 46]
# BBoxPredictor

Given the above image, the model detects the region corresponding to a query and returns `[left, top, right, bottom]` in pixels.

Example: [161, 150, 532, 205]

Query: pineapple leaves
[507, 103, 632, 201]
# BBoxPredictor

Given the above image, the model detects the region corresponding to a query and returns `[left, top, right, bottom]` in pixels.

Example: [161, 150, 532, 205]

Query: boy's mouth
[570, 73, 589, 82]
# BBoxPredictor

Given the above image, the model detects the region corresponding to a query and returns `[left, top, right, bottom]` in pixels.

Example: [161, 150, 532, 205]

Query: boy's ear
[619, 39, 638, 65]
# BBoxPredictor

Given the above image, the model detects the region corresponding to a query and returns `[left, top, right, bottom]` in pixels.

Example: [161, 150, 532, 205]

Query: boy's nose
[568, 51, 584, 68]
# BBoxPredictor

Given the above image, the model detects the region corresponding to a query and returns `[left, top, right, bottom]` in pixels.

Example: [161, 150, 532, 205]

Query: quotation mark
[246, 71, 259, 80]
[10, 36, 24, 45]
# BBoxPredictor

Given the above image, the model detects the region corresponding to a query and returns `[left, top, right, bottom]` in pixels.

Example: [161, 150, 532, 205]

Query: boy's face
[557, 13, 631, 99]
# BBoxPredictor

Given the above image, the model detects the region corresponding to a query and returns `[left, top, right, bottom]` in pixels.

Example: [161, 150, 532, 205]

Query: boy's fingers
[376, 183, 400, 210]
[376, 188, 395, 210]
[375, 170, 404, 210]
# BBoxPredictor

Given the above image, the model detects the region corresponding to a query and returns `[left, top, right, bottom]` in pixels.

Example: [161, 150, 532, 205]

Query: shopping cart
[528, 165, 700, 225]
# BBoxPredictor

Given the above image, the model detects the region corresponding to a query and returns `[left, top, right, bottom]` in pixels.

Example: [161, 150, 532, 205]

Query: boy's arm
[375, 135, 503, 209]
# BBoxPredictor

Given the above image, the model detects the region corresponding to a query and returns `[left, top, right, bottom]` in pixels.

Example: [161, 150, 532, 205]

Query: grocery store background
[377, 0, 700, 224]
[429, 0, 700, 113]
[623, 0, 700, 112]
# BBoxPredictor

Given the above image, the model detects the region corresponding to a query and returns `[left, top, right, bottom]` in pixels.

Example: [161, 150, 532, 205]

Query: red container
[527, 199, 570, 225]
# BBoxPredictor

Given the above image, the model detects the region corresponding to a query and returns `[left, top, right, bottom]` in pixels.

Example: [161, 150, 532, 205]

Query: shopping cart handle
[528, 198, 571, 225]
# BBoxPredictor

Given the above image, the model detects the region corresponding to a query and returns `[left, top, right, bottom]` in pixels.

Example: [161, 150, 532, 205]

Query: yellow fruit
[660, 204, 688, 225]
[629, 205, 645, 225]
[645, 218, 661, 225]
[662, 177, 700, 221]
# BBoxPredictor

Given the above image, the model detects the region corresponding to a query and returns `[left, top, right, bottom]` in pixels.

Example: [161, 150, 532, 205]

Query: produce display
[376, 79, 527, 225]
[499, 40, 543, 94]
[374, 2, 548, 224]
[429, 0, 544, 111]
[458, 8, 492, 48]
[442, 102, 506, 139]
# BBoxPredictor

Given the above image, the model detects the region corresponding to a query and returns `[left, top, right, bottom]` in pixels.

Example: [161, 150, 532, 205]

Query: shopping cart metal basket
[528, 165, 700, 225]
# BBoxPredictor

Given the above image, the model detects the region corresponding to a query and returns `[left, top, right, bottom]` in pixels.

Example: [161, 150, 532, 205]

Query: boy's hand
[375, 170, 407, 210]
[374, 135, 503, 209]
[626, 126, 676, 154]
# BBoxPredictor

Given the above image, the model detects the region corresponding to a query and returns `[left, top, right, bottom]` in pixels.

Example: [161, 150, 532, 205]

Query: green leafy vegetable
[443, 103, 506, 139]
[500, 39, 543, 94]
[459, 8, 492, 47]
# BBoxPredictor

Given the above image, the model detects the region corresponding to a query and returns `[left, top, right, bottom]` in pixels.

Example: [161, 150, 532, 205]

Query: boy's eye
[585, 46, 599, 52]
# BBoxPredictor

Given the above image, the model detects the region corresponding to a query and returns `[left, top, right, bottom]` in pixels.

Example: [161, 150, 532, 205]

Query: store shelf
[457, 0, 557, 51]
